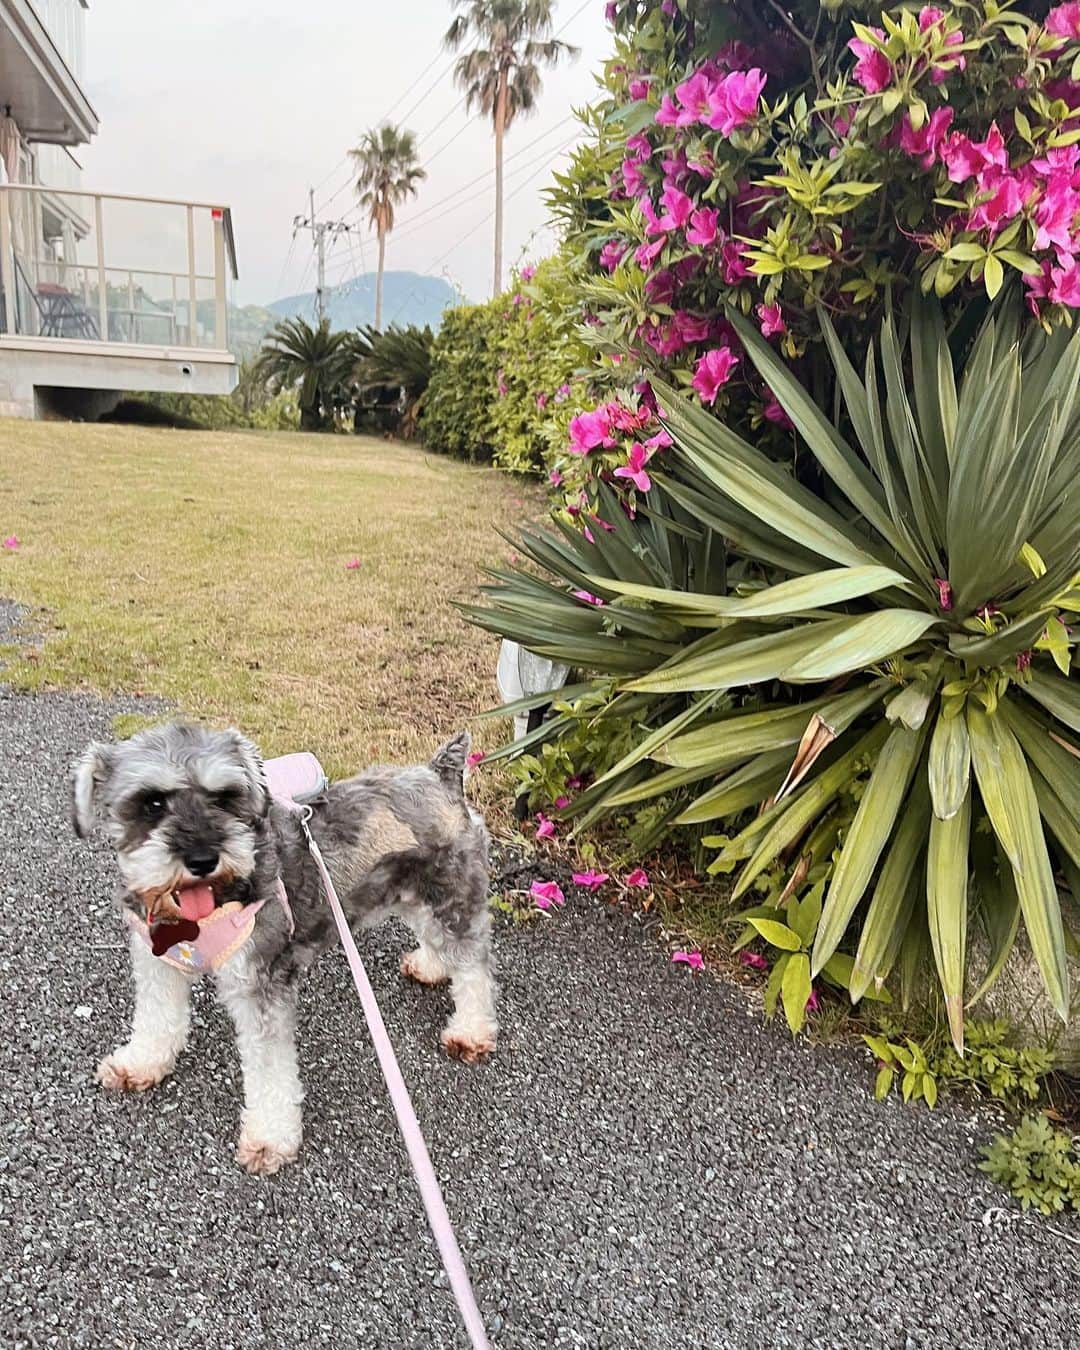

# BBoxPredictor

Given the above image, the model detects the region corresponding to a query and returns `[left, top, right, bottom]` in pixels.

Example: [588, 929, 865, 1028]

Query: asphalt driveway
[1, 685, 1076, 1349]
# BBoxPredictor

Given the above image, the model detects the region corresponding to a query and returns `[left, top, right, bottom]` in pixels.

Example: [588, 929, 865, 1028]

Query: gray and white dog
[72, 722, 496, 1175]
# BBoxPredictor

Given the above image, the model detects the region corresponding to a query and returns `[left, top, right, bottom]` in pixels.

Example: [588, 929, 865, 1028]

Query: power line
[384, 137, 576, 325]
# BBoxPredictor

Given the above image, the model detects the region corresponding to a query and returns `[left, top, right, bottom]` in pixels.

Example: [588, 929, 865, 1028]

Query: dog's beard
[118, 821, 258, 917]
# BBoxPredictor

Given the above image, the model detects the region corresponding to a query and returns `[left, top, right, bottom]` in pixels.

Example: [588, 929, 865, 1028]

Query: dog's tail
[429, 730, 471, 799]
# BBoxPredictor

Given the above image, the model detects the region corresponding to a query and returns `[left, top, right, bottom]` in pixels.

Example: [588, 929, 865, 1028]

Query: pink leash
[290, 805, 492, 1350]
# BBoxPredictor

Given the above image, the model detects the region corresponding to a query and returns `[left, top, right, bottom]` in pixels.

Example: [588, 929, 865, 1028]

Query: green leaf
[749, 918, 803, 952]
[983, 254, 1005, 299]
[928, 706, 971, 820]
[591, 565, 914, 618]
[1023, 668, 1080, 732]
[781, 610, 939, 683]
[812, 724, 926, 975]
[875, 1066, 894, 1100]
[967, 704, 1069, 1023]
[733, 724, 890, 898]
[851, 776, 930, 1001]
[782, 953, 812, 1034]
[927, 787, 972, 1052]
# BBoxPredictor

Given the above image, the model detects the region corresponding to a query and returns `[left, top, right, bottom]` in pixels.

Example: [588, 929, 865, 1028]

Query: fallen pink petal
[625, 868, 650, 888]
[572, 869, 609, 890]
[345, 557, 361, 570]
[466, 751, 486, 769]
[672, 950, 704, 971]
[530, 880, 565, 910]
[535, 813, 556, 840]
[740, 951, 769, 972]
[3, 535, 19, 550]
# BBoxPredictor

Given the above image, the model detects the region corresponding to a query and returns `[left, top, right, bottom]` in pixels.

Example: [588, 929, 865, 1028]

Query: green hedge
[421, 302, 501, 462]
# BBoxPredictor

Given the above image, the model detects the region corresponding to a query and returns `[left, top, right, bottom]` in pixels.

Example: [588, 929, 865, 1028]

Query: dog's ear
[71, 742, 115, 838]
[431, 730, 470, 796]
[231, 731, 270, 818]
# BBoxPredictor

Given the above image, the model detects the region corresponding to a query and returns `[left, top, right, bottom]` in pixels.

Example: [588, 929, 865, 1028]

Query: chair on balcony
[12, 256, 99, 339]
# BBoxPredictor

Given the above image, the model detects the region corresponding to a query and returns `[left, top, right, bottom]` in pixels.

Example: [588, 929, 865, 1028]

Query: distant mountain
[266, 272, 460, 333]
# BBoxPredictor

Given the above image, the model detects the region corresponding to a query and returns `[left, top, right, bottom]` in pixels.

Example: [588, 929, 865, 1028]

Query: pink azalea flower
[763, 390, 794, 429]
[1034, 174, 1080, 251]
[1050, 257, 1080, 306]
[721, 238, 752, 284]
[806, 987, 821, 1014]
[3, 534, 19, 550]
[572, 869, 609, 890]
[613, 442, 653, 493]
[848, 28, 892, 93]
[626, 132, 652, 163]
[899, 105, 954, 168]
[685, 206, 719, 247]
[554, 796, 570, 810]
[1046, 2, 1080, 39]
[568, 407, 615, 455]
[691, 346, 739, 405]
[519, 264, 535, 281]
[1024, 261, 1053, 316]
[639, 197, 665, 236]
[466, 750, 486, 769]
[549, 468, 564, 487]
[628, 77, 650, 100]
[645, 427, 673, 450]
[934, 577, 954, 610]
[673, 71, 717, 126]
[674, 310, 713, 344]
[942, 123, 1007, 184]
[625, 868, 651, 888]
[572, 589, 605, 606]
[535, 813, 556, 840]
[635, 237, 666, 269]
[712, 69, 766, 135]
[599, 239, 626, 273]
[672, 950, 704, 970]
[658, 184, 694, 232]
[967, 170, 1027, 235]
[918, 7, 966, 83]
[655, 93, 681, 127]
[621, 158, 647, 197]
[756, 302, 786, 338]
[531, 880, 566, 910]
[345, 557, 361, 570]
[740, 950, 769, 972]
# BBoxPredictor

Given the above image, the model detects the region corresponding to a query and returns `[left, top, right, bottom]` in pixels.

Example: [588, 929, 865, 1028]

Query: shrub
[980, 1113, 1080, 1214]
[463, 294, 1080, 1047]
[489, 257, 592, 476]
[421, 302, 502, 460]
[354, 323, 434, 438]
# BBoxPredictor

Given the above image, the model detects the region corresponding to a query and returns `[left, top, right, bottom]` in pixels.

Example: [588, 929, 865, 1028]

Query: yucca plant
[464, 294, 1079, 1049]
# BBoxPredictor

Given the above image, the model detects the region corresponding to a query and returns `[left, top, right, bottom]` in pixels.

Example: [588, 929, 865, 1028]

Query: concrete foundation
[0, 337, 238, 420]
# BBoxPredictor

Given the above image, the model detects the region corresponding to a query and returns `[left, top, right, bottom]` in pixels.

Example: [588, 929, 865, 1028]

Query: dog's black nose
[184, 849, 219, 877]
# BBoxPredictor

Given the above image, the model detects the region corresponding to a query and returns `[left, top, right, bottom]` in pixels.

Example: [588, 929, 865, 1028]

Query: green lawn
[0, 420, 533, 786]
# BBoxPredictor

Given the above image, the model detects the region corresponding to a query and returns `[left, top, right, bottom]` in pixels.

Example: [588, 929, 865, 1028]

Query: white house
[0, 0, 238, 418]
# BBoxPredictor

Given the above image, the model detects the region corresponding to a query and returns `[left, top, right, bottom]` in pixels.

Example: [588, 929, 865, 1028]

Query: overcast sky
[79, 0, 610, 307]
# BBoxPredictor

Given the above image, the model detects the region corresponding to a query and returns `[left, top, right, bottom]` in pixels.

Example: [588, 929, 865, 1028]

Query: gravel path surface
[1, 686, 1076, 1350]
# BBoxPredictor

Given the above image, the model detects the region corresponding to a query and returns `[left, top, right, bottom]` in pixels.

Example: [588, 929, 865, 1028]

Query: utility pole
[292, 189, 359, 325]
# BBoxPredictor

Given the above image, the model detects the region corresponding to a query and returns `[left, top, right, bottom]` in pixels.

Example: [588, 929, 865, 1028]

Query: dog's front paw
[401, 948, 449, 986]
[441, 1025, 497, 1065]
[236, 1130, 300, 1176]
[96, 1050, 173, 1092]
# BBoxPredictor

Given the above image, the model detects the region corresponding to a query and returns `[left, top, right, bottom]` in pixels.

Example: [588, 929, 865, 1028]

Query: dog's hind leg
[215, 955, 304, 1176]
[97, 933, 194, 1092]
[400, 909, 451, 987]
[436, 896, 498, 1065]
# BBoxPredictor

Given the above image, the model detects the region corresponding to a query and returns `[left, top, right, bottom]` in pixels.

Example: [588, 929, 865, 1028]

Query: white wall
[33, 0, 87, 80]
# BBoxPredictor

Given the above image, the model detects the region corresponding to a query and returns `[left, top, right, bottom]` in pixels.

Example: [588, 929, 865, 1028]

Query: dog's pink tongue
[177, 884, 215, 921]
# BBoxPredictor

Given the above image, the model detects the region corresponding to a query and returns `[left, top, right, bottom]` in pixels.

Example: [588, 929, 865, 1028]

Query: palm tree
[444, 1, 577, 297]
[350, 125, 426, 331]
[254, 316, 356, 431]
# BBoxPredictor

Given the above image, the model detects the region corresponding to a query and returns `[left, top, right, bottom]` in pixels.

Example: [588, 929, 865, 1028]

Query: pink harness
[131, 750, 491, 1349]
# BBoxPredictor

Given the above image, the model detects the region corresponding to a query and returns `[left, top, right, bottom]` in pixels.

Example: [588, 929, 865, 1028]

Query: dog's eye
[142, 794, 168, 820]
[213, 788, 242, 811]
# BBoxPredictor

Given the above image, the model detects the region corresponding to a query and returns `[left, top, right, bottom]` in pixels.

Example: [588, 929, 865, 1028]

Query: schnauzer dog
[72, 722, 496, 1175]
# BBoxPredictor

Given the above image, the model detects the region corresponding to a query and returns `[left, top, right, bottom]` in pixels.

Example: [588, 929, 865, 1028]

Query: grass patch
[0, 420, 535, 792]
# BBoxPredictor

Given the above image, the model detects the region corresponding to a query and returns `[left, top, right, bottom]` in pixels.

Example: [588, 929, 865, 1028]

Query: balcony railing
[0, 185, 238, 352]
